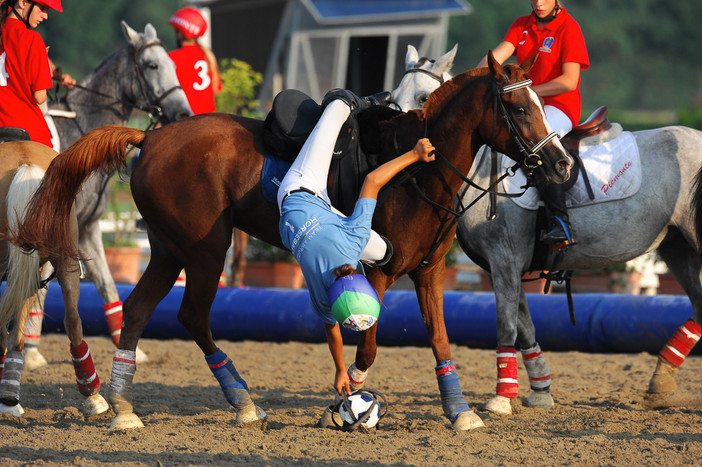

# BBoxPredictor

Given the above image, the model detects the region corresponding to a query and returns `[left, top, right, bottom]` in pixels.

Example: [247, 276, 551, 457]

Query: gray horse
[394, 45, 702, 415]
[24, 21, 192, 368]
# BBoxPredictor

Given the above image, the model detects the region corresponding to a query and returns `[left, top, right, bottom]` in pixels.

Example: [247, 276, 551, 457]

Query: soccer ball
[338, 391, 381, 429]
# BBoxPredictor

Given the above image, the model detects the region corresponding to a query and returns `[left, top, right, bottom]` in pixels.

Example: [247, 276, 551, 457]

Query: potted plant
[243, 237, 304, 289]
[101, 170, 142, 284]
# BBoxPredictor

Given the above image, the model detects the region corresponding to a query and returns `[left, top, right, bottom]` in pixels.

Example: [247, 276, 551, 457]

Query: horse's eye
[418, 94, 429, 105]
[147, 62, 158, 70]
[516, 107, 526, 115]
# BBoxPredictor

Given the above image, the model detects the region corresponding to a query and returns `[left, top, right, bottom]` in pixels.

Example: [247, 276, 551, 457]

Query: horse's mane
[422, 68, 488, 121]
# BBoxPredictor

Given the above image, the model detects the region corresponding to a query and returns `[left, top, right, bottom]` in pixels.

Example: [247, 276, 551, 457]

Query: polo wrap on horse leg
[521, 344, 551, 392]
[659, 319, 701, 368]
[103, 301, 123, 347]
[435, 359, 470, 423]
[347, 362, 368, 391]
[0, 350, 23, 405]
[110, 349, 136, 414]
[205, 349, 252, 410]
[23, 307, 44, 348]
[496, 347, 519, 398]
[70, 340, 100, 396]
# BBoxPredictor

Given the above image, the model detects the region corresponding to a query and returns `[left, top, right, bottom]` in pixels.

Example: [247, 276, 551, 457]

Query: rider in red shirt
[479, 0, 589, 245]
[168, 7, 221, 115]
[0, 0, 64, 147]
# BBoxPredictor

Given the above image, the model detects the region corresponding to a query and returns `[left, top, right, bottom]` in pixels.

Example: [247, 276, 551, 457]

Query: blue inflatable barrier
[37, 282, 698, 354]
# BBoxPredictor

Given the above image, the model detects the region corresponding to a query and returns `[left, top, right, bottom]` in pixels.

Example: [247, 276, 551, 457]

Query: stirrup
[542, 216, 576, 250]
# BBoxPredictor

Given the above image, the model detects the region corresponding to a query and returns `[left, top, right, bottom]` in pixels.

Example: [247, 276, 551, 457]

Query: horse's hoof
[318, 405, 335, 429]
[24, 348, 48, 370]
[82, 394, 110, 418]
[485, 395, 512, 415]
[525, 391, 554, 409]
[135, 347, 149, 364]
[235, 404, 266, 426]
[647, 360, 678, 396]
[452, 411, 485, 431]
[0, 402, 24, 417]
[109, 412, 144, 430]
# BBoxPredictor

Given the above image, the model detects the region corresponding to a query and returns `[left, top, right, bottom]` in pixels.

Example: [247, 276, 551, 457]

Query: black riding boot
[541, 183, 575, 245]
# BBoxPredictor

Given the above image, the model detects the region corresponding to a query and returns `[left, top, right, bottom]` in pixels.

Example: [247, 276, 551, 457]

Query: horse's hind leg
[646, 238, 702, 400]
[56, 257, 109, 418]
[22, 278, 49, 370]
[514, 288, 554, 410]
[79, 222, 148, 364]
[0, 303, 29, 417]
[180, 245, 266, 426]
[227, 229, 248, 287]
[108, 239, 182, 429]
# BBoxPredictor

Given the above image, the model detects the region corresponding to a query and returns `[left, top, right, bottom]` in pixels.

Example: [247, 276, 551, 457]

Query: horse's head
[121, 21, 193, 123]
[482, 50, 572, 187]
[390, 44, 456, 112]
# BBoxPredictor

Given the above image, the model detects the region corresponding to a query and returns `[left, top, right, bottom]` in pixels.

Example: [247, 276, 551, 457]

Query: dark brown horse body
[15, 53, 571, 430]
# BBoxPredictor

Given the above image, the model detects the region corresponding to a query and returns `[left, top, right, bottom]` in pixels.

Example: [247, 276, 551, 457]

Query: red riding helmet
[168, 7, 207, 39]
[33, 0, 63, 12]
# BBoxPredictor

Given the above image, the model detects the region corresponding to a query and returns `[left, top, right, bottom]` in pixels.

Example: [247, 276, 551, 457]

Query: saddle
[262, 89, 394, 215]
[0, 127, 31, 143]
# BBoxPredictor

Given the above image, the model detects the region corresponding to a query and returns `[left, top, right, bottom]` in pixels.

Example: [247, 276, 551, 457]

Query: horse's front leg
[56, 255, 110, 418]
[412, 265, 484, 431]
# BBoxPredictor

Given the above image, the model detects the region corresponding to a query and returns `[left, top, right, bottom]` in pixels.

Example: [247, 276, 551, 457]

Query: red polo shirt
[168, 44, 221, 115]
[0, 17, 53, 146]
[504, 8, 589, 127]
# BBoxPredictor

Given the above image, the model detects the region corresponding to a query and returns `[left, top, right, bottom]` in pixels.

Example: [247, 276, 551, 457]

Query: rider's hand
[334, 368, 352, 396]
[59, 73, 76, 89]
[413, 138, 436, 163]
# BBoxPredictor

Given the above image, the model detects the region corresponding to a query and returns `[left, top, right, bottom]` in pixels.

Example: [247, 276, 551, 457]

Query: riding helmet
[168, 7, 207, 39]
[32, 0, 63, 12]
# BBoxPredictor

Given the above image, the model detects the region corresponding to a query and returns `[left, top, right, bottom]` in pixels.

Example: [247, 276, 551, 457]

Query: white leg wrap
[521, 344, 551, 391]
[347, 362, 368, 391]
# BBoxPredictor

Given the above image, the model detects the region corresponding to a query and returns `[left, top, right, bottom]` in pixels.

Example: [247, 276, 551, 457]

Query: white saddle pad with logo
[503, 131, 641, 210]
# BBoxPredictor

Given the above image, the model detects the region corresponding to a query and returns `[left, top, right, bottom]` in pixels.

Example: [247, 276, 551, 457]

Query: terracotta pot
[244, 261, 304, 289]
[104, 246, 143, 284]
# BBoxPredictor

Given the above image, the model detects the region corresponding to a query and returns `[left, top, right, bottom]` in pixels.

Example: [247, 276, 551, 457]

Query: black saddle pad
[0, 127, 30, 143]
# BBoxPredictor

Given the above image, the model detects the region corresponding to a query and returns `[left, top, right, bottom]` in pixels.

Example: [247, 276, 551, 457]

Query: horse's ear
[487, 50, 507, 82]
[144, 23, 158, 41]
[121, 21, 138, 44]
[435, 44, 458, 75]
[521, 53, 539, 74]
[405, 45, 419, 70]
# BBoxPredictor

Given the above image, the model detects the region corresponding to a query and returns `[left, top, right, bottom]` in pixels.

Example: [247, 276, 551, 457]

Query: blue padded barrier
[37, 282, 697, 354]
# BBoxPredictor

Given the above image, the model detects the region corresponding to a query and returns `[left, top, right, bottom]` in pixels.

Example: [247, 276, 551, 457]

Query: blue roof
[301, 0, 472, 24]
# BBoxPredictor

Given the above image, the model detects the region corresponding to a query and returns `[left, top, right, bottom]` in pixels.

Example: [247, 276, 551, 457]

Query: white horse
[23, 22, 192, 369]
[394, 44, 702, 414]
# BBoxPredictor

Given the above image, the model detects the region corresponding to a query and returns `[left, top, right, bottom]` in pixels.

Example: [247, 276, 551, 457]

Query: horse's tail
[0, 164, 44, 331]
[693, 166, 702, 250]
[13, 126, 146, 263]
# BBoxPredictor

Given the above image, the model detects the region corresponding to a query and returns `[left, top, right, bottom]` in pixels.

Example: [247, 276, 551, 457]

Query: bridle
[389, 61, 446, 112]
[396, 77, 560, 268]
[52, 40, 183, 130]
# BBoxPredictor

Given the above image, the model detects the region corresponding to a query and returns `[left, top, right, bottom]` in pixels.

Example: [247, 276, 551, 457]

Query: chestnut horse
[14, 52, 572, 430]
[0, 142, 108, 418]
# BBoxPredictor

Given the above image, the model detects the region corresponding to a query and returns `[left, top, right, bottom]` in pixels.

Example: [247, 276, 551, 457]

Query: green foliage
[679, 107, 702, 131]
[215, 58, 264, 118]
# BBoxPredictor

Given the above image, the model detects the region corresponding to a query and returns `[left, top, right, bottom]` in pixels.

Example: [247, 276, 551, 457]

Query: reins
[51, 41, 181, 131]
[403, 77, 559, 269]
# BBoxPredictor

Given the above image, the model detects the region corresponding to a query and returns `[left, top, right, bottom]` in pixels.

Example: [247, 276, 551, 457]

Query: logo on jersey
[540, 37, 555, 53]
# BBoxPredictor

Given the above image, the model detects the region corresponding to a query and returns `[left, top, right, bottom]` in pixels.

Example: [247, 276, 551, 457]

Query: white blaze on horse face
[526, 87, 569, 155]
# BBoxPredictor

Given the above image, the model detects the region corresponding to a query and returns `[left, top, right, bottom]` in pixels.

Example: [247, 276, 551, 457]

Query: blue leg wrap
[436, 359, 470, 423]
[206, 349, 252, 410]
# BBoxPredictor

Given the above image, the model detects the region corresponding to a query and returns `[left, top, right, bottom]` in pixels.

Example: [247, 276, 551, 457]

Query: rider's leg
[541, 106, 575, 245]
[277, 93, 389, 264]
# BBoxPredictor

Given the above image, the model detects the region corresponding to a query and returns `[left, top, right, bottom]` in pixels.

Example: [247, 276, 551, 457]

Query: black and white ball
[338, 391, 381, 429]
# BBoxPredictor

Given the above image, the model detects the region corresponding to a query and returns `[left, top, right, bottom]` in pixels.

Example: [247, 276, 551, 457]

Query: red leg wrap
[659, 319, 702, 368]
[70, 340, 100, 396]
[496, 347, 519, 398]
[103, 300, 123, 347]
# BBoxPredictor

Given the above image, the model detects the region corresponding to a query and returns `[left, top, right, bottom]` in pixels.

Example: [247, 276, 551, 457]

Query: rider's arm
[359, 138, 435, 201]
[531, 62, 581, 97]
[33, 89, 47, 105]
[324, 322, 351, 395]
[476, 41, 515, 68]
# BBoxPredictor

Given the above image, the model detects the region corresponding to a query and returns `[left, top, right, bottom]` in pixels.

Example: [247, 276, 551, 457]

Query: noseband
[494, 79, 559, 171]
[130, 41, 184, 126]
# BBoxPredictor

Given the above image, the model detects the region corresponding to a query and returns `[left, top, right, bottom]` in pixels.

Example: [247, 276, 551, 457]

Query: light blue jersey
[279, 192, 376, 324]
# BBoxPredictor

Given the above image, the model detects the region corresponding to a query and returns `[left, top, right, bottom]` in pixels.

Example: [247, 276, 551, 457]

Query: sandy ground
[0, 334, 700, 466]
